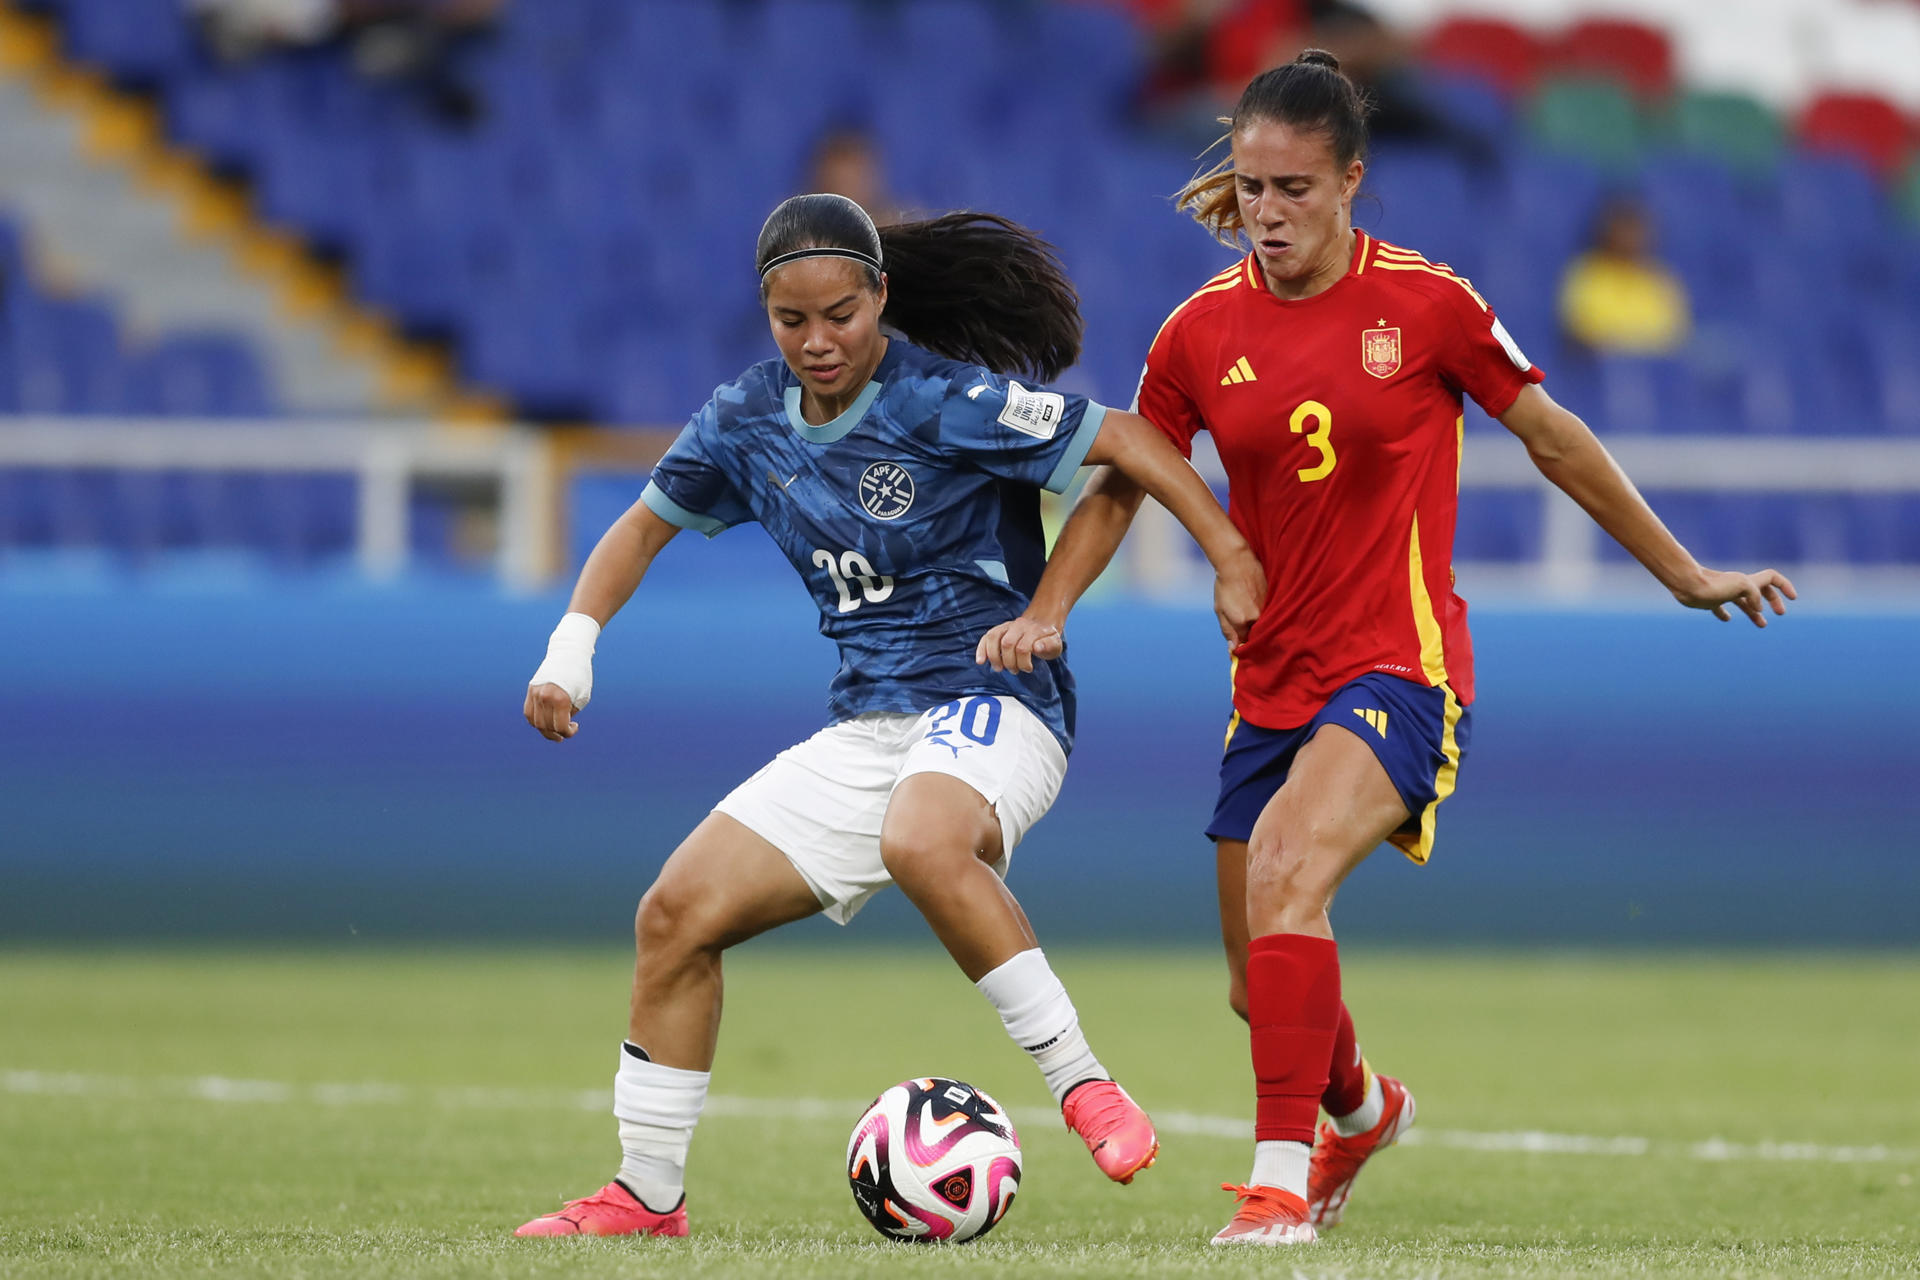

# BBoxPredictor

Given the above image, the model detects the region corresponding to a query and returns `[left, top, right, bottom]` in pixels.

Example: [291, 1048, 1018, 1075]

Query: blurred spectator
[805, 129, 906, 226]
[1558, 197, 1692, 355]
[190, 0, 501, 124]
[1133, 0, 1494, 168]
[188, 0, 337, 57]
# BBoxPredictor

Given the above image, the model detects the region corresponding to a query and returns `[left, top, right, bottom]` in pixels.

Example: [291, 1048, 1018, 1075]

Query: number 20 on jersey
[812, 548, 893, 613]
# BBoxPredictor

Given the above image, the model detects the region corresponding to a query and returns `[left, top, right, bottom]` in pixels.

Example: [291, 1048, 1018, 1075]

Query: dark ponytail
[876, 213, 1081, 382]
[1176, 48, 1374, 247]
[757, 196, 1082, 382]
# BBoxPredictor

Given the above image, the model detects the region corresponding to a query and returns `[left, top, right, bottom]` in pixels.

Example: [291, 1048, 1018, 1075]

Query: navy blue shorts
[1206, 672, 1472, 864]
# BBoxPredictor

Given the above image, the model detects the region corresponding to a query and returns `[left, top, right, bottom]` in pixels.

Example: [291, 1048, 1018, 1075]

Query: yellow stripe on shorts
[1388, 684, 1463, 865]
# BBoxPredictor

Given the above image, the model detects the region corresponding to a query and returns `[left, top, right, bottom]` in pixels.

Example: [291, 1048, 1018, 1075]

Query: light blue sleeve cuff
[1043, 401, 1107, 494]
[640, 480, 729, 539]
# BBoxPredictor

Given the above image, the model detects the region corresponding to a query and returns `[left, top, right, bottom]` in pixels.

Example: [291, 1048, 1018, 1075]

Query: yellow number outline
[1289, 399, 1336, 482]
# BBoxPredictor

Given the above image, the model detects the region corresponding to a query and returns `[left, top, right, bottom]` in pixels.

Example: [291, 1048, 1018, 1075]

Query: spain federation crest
[1362, 326, 1402, 379]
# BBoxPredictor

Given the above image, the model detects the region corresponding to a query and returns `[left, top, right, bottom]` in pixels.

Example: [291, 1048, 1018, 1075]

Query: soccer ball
[846, 1077, 1022, 1243]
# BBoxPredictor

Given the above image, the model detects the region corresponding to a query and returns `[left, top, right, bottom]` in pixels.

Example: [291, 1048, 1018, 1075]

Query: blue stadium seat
[1360, 144, 1478, 270]
[1030, 2, 1144, 121]
[167, 65, 270, 169]
[1500, 148, 1607, 271]
[122, 333, 273, 417]
[1415, 69, 1517, 145]
[1454, 490, 1542, 561]
[60, 0, 194, 86]
[6, 295, 128, 413]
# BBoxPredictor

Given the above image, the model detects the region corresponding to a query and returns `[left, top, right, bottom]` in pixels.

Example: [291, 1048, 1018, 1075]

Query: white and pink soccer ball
[846, 1077, 1022, 1243]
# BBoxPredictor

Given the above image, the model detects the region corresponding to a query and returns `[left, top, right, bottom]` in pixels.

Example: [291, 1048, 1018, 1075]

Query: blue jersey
[641, 340, 1107, 753]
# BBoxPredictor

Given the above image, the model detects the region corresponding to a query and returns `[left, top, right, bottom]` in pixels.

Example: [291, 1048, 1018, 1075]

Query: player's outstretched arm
[524, 500, 681, 741]
[977, 413, 1264, 673]
[1499, 384, 1796, 626]
[978, 464, 1147, 673]
[1084, 411, 1265, 640]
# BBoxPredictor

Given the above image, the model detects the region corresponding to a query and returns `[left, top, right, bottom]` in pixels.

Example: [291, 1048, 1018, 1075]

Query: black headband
[758, 246, 883, 277]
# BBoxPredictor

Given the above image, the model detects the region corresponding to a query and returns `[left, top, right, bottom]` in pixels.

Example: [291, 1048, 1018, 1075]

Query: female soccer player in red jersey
[978, 50, 1795, 1247]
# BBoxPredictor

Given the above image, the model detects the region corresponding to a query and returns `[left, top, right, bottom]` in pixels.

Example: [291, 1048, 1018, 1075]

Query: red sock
[1246, 933, 1342, 1144]
[1321, 1001, 1368, 1118]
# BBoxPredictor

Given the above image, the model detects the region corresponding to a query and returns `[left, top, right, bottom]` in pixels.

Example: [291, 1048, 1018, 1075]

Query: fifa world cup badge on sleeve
[996, 382, 1065, 439]
[1362, 327, 1402, 380]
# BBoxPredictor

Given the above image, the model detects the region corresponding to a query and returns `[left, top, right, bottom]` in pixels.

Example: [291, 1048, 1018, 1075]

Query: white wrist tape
[529, 611, 600, 710]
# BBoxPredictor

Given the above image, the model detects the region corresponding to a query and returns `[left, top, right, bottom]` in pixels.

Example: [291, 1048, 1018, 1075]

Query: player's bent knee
[879, 828, 987, 893]
[633, 880, 721, 959]
[1247, 839, 1343, 919]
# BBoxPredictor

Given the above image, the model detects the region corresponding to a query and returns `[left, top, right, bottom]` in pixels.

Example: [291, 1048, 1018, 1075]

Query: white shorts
[712, 696, 1068, 924]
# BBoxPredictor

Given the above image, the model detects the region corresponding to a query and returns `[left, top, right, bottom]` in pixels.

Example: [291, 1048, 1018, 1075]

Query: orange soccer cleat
[513, 1180, 687, 1238]
[1061, 1079, 1159, 1184]
[1308, 1073, 1416, 1228]
[1211, 1182, 1318, 1246]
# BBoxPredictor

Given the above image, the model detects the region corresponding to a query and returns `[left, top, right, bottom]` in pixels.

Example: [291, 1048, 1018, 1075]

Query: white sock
[612, 1043, 708, 1211]
[974, 948, 1107, 1106]
[1331, 1074, 1384, 1137]
[1249, 1139, 1311, 1198]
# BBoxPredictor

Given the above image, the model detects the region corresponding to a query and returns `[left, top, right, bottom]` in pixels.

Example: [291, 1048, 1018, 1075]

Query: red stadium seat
[1420, 16, 1545, 96]
[1549, 18, 1674, 100]
[1799, 91, 1917, 177]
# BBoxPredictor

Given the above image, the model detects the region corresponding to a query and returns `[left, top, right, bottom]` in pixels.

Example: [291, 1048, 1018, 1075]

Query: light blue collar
[783, 379, 882, 444]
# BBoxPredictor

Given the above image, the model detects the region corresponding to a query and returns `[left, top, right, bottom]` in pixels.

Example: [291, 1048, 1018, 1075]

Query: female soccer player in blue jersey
[513, 194, 1266, 1239]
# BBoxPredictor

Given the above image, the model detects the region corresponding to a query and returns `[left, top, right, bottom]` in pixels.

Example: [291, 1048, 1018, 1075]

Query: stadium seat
[1901, 158, 1920, 229]
[1416, 69, 1519, 146]
[1798, 92, 1916, 178]
[1359, 143, 1477, 269]
[1420, 17, 1545, 96]
[1527, 78, 1645, 174]
[58, 0, 195, 87]
[1669, 90, 1784, 178]
[1454, 489, 1542, 563]
[1549, 19, 1675, 100]
[122, 333, 274, 418]
[7, 295, 127, 414]
[1498, 147, 1608, 269]
[1636, 151, 1759, 317]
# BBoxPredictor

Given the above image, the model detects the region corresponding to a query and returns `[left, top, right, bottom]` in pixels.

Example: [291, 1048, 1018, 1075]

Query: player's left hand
[1214, 549, 1266, 647]
[975, 615, 1064, 674]
[1675, 567, 1796, 627]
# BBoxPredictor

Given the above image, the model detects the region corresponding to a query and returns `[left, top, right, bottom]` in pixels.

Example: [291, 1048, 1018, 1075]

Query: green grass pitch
[2, 946, 1916, 1278]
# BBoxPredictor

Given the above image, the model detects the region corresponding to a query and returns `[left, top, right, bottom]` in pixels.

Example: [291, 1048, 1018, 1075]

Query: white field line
[4, 1069, 1912, 1168]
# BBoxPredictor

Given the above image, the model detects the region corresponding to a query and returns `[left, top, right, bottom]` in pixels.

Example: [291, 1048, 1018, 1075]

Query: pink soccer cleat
[513, 1180, 687, 1238]
[1061, 1079, 1159, 1184]
[1308, 1073, 1416, 1228]
[1210, 1182, 1318, 1246]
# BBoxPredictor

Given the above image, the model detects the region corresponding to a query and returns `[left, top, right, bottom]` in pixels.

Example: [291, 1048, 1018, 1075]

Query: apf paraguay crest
[859, 461, 915, 520]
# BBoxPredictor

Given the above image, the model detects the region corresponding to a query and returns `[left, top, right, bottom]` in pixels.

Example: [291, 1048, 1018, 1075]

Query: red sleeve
[1438, 284, 1545, 419]
[1131, 316, 1205, 459]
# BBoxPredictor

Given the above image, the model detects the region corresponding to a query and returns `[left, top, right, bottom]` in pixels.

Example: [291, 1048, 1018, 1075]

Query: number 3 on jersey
[812, 548, 894, 613]
[1290, 399, 1336, 482]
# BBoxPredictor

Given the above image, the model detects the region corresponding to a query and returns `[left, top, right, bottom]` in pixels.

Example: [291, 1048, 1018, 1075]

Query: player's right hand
[1214, 549, 1266, 648]
[974, 615, 1064, 674]
[525, 682, 581, 741]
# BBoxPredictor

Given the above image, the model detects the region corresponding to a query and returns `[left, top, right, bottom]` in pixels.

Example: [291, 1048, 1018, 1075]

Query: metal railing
[6, 419, 1920, 599]
[0, 418, 557, 589]
[1127, 435, 1920, 599]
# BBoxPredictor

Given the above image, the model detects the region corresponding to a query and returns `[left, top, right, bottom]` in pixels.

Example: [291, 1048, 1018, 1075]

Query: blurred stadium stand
[0, 0, 1917, 589]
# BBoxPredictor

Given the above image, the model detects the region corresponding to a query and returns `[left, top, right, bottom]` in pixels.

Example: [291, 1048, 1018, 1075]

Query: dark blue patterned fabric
[642, 340, 1105, 753]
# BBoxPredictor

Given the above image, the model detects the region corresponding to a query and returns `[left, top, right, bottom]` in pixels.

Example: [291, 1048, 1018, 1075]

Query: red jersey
[1135, 231, 1544, 729]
